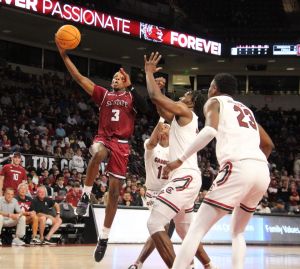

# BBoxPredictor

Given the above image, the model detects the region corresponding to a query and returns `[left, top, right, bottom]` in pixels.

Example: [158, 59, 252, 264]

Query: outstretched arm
[144, 52, 190, 119]
[258, 124, 274, 159]
[145, 118, 165, 150]
[163, 99, 219, 177]
[55, 37, 94, 96]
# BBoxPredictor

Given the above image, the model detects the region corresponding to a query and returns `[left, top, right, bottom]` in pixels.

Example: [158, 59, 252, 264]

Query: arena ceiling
[0, 6, 299, 76]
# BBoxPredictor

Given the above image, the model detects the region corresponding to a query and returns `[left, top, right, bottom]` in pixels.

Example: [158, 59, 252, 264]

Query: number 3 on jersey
[234, 105, 257, 130]
[111, 109, 120, 121]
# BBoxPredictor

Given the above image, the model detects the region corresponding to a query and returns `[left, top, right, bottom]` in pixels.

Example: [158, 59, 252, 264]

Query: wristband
[159, 117, 165, 123]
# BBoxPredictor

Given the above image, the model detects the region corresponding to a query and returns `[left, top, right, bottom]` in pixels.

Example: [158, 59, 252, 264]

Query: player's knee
[89, 143, 107, 160]
[175, 223, 188, 239]
[109, 188, 119, 202]
[147, 212, 169, 235]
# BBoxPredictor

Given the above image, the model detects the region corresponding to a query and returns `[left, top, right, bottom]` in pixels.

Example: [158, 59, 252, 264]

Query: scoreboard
[231, 44, 300, 56]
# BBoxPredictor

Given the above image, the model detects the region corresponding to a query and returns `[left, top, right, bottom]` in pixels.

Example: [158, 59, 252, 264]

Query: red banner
[0, 0, 222, 55]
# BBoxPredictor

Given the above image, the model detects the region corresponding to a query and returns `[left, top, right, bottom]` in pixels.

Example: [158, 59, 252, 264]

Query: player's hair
[191, 91, 207, 123]
[213, 73, 237, 96]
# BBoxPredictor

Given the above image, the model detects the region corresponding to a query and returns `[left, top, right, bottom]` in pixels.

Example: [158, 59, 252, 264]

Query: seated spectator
[53, 176, 67, 203]
[55, 123, 66, 138]
[70, 149, 85, 173]
[16, 183, 42, 244]
[66, 182, 82, 208]
[30, 186, 62, 244]
[122, 192, 133, 207]
[289, 185, 299, 213]
[271, 199, 287, 214]
[134, 186, 147, 207]
[0, 188, 26, 246]
[256, 198, 271, 214]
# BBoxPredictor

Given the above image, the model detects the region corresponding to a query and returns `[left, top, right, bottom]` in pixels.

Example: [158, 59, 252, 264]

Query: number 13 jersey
[92, 85, 136, 139]
[144, 139, 170, 191]
[212, 96, 267, 166]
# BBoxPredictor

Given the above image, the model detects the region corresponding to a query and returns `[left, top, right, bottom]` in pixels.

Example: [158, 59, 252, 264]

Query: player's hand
[55, 34, 66, 54]
[119, 68, 132, 88]
[163, 159, 183, 178]
[144, 52, 163, 74]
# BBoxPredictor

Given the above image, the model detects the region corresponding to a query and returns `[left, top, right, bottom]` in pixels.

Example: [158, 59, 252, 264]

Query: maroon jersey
[16, 195, 33, 212]
[0, 164, 27, 193]
[92, 85, 136, 139]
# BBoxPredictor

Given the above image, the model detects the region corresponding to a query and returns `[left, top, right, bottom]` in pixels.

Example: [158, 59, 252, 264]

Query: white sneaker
[12, 238, 26, 246]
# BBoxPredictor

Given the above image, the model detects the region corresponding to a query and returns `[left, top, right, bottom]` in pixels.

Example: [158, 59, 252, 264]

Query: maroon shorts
[93, 136, 130, 179]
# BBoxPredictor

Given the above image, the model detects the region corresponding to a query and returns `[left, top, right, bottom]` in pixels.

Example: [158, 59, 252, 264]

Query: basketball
[55, 25, 81, 50]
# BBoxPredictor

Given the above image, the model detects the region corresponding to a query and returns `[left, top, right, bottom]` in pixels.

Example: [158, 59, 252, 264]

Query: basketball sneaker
[94, 238, 108, 262]
[128, 264, 142, 269]
[76, 192, 90, 216]
[30, 237, 42, 245]
[12, 237, 26, 246]
[43, 239, 56, 245]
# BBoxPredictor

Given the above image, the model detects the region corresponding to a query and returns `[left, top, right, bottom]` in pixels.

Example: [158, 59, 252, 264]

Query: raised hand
[55, 34, 66, 55]
[162, 159, 183, 178]
[144, 52, 163, 74]
[119, 68, 132, 88]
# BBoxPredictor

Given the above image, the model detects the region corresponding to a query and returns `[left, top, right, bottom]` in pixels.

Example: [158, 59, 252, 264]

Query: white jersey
[144, 139, 170, 191]
[169, 112, 200, 172]
[213, 96, 267, 166]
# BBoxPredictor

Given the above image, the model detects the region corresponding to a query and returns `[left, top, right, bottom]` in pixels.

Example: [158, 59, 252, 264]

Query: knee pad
[147, 211, 170, 236]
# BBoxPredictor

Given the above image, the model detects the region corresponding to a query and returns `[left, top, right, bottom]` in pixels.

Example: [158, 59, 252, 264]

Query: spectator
[55, 123, 66, 138]
[0, 188, 26, 246]
[122, 192, 133, 207]
[0, 152, 27, 196]
[30, 186, 62, 244]
[53, 176, 67, 202]
[15, 183, 42, 244]
[256, 198, 271, 214]
[271, 199, 287, 214]
[288, 185, 299, 213]
[66, 182, 82, 208]
[294, 153, 300, 180]
[70, 149, 85, 173]
[134, 186, 147, 207]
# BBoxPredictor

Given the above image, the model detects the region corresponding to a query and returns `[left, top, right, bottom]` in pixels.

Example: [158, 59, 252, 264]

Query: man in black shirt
[30, 186, 62, 244]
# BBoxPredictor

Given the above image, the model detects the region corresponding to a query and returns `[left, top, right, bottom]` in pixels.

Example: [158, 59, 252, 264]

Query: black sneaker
[94, 238, 108, 262]
[128, 265, 139, 269]
[76, 192, 90, 216]
[43, 239, 56, 245]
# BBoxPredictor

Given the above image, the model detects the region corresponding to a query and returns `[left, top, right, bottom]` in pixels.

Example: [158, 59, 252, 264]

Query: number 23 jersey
[144, 139, 170, 191]
[92, 85, 136, 139]
[212, 96, 267, 166]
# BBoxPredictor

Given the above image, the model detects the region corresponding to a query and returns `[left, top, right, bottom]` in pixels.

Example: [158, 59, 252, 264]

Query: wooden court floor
[1, 244, 300, 269]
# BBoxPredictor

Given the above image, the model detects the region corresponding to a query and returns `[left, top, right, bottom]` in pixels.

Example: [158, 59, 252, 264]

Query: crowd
[0, 65, 300, 220]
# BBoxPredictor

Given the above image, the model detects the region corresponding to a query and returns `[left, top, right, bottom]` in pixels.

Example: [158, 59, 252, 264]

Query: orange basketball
[55, 25, 81, 50]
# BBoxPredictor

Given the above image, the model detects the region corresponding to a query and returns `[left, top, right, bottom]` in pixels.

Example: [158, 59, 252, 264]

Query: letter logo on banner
[140, 23, 163, 43]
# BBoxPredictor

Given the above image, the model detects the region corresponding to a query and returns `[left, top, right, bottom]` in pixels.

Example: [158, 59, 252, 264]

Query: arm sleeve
[92, 85, 108, 105]
[130, 87, 149, 113]
[179, 126, 217, 162]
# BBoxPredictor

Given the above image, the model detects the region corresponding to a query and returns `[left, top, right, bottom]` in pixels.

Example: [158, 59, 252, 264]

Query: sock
[83, 185, 92, 195]
[100, 227, 111, 239]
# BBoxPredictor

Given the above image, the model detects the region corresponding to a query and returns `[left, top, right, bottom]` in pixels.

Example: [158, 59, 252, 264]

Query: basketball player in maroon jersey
[56, 40, 148, 262]
[0, 152, 27, 196]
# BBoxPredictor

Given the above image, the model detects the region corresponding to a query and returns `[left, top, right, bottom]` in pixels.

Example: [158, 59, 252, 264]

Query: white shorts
[203, 160, 270, 213]
[145, 190, 161, 210]
[153, 168, 202, 220]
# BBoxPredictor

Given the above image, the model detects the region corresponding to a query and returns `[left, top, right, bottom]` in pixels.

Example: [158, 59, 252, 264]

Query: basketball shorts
[203, 159, 270, 213]
[93, 136, 130, 180]
[145, 190, 160, 210]
[153, 168, 202, 220]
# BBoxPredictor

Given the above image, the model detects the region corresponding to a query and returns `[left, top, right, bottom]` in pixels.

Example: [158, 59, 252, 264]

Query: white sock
[136, 262, 143, 269]
[101, 227, 111, 239]
[83, 185, 92, 195]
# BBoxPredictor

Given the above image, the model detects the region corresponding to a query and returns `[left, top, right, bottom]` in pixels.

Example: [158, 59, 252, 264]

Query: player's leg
[231, 207, 253, 269]
[76, 142, 109, 216]
[94, 142, 129, 262]
[128, 221, 174, 269]
[173, 209, 215, 269]
[172, 204, 227, 269]
[148, 209, 175, 268]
